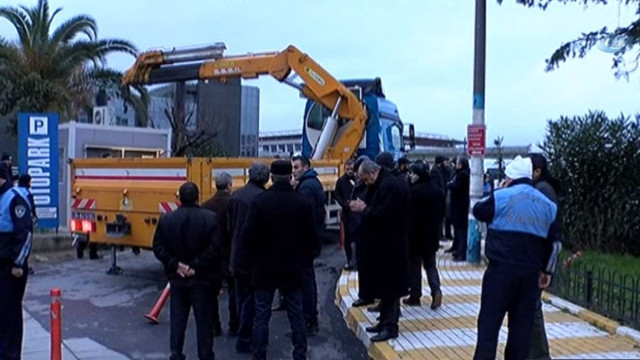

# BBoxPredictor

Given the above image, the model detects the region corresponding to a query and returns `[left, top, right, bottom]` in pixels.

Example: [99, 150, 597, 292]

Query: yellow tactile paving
[335, 247, 640, 360]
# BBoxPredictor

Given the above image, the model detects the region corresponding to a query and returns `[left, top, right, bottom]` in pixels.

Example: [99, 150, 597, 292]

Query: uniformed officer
[472, 156, 561, 360]
[0, 163, 34, 360]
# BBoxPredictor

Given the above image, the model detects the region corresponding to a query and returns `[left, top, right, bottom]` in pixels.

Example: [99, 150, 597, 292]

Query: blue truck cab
[301, 78, 414, 161]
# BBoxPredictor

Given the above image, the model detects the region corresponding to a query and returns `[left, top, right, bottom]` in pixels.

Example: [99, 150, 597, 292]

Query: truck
[70, 43, 414, 273]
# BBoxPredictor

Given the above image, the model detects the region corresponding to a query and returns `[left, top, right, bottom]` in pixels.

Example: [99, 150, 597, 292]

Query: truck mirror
[407, 124, 416, 151]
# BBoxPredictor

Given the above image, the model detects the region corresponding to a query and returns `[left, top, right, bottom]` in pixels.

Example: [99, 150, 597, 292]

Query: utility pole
[467, 0, 486, 264]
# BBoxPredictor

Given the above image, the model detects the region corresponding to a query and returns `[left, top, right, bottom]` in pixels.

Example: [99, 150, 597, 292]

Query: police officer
[472, 156, 561, 360]
[0, 163, 34, 360]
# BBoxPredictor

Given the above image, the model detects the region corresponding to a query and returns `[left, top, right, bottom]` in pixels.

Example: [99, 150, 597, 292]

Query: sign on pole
[467, 124, 486, 156]
[18, 113, 59, 229]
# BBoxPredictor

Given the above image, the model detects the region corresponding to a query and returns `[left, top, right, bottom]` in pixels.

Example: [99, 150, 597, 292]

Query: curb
[541, 292, 640, 344]
[335, 271, 399, 360]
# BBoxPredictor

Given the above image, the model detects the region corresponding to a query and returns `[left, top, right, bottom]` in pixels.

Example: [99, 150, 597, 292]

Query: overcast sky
[1, 0, 638, 146]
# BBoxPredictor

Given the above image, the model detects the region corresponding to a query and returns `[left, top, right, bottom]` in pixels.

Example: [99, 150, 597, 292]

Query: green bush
[541, 111, 640, 256]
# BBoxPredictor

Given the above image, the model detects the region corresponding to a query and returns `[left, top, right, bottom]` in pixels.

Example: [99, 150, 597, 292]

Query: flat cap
[271, 160, 292, 175]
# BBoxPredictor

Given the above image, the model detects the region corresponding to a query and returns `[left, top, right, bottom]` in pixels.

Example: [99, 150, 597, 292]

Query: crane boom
[122, 44, 368, 161]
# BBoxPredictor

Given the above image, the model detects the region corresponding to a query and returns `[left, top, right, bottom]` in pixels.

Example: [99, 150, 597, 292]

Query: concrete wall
[197, 79, 242, 157]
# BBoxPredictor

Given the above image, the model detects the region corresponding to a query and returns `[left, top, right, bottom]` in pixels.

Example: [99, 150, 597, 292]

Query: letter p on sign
[29, 117, 48, 136]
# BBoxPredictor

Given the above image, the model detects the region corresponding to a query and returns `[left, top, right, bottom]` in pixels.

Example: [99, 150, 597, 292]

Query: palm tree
[0, 0, 148, 132]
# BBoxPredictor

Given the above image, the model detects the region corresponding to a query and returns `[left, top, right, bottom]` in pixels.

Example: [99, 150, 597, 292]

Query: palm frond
[50, 15, 97, 47]
[0, 6, 31, 49]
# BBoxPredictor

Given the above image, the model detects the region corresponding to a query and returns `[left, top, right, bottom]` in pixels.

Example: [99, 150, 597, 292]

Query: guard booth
[58, 121, 172, 229]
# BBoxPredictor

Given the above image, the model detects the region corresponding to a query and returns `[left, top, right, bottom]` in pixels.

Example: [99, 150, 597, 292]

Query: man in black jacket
[153, 182, 221, 360]
[292, 154, 325, 335]
[227, 162, 270, 354]
[201, 172, 235, 337]
[334, 159, 356, 269]
[404, 162, 445, 309]
[447, 156, 470, 261]
[244, 160, 317, 360]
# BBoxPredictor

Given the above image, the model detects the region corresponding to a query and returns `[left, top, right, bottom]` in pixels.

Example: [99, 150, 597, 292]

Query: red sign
[467, 124, 486, 156]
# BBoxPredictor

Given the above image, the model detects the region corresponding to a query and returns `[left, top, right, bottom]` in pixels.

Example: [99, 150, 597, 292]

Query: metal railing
[548, 259, 640, 329]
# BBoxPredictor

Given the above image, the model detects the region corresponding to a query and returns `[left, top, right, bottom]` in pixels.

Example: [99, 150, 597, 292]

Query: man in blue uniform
[472, 156, 562, 360]
[0, 163, 34, 360]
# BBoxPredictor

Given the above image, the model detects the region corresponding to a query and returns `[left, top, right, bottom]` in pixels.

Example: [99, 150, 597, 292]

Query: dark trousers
[302, 263, 318, 325]
[343, 222, 355, 267]
[76, 242, 99, 259]
[0, 261, 28, 360]
[474, 265, 539, 360]
[253, 288, 307, 360]
[234, 273, 254, 352]
[454, 225, 468, 259]
[355, 238, 372, 301]
[529, 293, 551, 360]
[214, 275, 238, 332]
[408, 253, 441, 299]
[169, 284, 216, 360]
[378, 297, 401, 334]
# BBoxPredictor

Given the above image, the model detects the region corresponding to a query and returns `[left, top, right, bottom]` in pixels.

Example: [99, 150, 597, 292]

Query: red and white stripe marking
[75, 168, 187, 181]
[159, 202, 180, 214]
[71, 198, 96, 210]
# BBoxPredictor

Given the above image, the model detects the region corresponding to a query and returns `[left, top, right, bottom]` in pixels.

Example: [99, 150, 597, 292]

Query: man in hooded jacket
[404, 162, 445, 310]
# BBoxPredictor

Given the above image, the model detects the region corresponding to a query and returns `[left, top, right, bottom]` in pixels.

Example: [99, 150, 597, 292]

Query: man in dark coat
[244, 160, 318, 360]
[350, 156, 376, 308]
[201, 172, 236, 337]
[404, 162, 445, 309]
[291, 154, 325, 335]
[528, 153, 561, 360]
[152, 182, 220, 360]
[226, 162, 270, 354]
[334, 159, 356, 269]
[350, 160, 410, 342]
[447, 156, 470, 261]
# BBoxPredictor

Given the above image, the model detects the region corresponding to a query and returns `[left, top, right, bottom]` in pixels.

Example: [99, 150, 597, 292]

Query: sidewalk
[23, 310, 130, 360]
[335, 250, 640, 360]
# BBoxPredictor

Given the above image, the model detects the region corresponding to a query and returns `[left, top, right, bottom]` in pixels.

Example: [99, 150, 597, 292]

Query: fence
[548, 259, 640, 329]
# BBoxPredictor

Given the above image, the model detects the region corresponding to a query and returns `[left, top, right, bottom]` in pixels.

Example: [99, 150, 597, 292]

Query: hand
[176, 262, 193, 278]
[497, 179, 512, 189]
[538, 272, 552, 289]
[290, 179, 299, 188]
[349, 199, 367, 213]
[11, 267, 24, 278]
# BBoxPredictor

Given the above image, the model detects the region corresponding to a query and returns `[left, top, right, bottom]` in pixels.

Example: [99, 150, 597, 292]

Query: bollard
[50, 288, 62, 360]
[145, 283, 171, 324]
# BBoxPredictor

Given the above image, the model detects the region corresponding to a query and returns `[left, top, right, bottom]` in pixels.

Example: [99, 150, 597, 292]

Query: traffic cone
[145, 283, 171, 324]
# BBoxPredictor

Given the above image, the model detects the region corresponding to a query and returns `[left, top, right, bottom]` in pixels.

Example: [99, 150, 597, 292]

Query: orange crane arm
[122, 44, 367, 161]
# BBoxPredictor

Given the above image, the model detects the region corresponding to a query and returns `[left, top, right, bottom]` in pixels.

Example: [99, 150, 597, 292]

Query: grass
[563, 250, 640, 279]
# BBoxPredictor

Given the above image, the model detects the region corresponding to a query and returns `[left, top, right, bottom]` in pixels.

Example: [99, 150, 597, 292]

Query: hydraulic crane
[122, 43, 368, 161]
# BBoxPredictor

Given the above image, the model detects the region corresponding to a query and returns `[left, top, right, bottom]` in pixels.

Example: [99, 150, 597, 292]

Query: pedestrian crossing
[336, 250, 640, 360]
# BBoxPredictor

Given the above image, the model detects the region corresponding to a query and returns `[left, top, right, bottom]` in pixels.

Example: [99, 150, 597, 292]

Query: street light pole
[467, 0, 486, 264]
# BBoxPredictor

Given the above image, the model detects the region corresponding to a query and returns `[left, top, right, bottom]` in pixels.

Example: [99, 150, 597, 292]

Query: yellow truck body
[69, 157, 342, 250]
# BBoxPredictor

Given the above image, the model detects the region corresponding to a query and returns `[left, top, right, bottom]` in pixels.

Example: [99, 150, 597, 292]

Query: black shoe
[402, 296, 421, 306]
[367, 304, 381, 313]
[89, 254, 103, 260]
[365, 324, 383, 333]
[235, 344, 252, 354]
[370, 329, 398, 342]
[344, 264, 354, 271]
[352, 298, 373, 307]
[453, 257, 466, 262]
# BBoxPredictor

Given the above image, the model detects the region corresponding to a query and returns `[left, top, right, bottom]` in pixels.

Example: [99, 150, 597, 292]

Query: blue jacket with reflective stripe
[0, 181, 34, 266]
[473, 179, 562, 275]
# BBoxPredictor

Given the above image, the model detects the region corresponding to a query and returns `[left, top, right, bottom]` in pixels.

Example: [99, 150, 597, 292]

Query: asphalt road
[24, 238, 369, 360]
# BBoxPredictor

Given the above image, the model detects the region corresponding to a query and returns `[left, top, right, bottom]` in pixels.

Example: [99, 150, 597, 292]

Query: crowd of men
[151, 150, 561, 360]
[0, 146, 561, 360]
